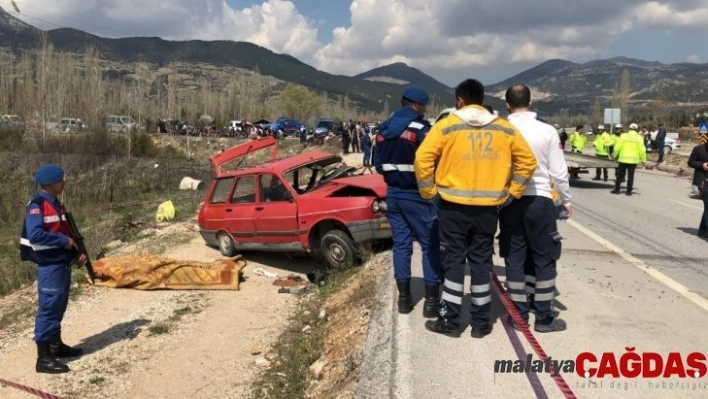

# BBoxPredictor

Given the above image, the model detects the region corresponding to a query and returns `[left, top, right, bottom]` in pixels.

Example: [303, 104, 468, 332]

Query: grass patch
[249, 267, 360, 399]
[148, 323, 170, 336]
[89, 376, 106, 385]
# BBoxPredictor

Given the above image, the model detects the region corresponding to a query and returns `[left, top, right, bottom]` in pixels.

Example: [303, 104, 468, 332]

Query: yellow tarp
[92, 254, 246, 290]
[156, 200, 176, 222]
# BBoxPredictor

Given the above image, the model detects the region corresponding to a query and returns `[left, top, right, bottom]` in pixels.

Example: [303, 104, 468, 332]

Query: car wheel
[320, 230, 357, 269]
[218, 231, 236, 257]
[664, 145, 672, 155]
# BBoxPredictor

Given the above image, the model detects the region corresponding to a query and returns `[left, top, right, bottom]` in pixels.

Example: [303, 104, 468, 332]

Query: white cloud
[0, 0, 322, 60]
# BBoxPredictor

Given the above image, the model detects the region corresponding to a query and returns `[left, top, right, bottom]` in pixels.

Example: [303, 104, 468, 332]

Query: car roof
[217, 150, 338, 178]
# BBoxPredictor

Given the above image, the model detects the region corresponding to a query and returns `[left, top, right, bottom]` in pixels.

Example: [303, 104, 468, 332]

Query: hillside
[487, 57, 708, 114]
[0, 7, 450, 113]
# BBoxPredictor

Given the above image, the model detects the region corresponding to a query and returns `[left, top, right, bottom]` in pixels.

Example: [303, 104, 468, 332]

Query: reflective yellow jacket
[570, 131, 588, 152]
[414, 105, 537, 206]
[594, 132, 612, 156]
[612, 130, 647, 164]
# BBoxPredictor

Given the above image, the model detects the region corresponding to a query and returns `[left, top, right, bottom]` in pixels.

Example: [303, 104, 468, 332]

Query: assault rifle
[65, 212, 97, 284]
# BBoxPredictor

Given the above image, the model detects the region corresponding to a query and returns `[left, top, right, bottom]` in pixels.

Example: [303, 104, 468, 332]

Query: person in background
[362, 127, 373, 166]
[688, 133, 708, 238]
[559, 129, 568, 150]
[19, 164, 86, 374]
[593, 125, 612, 182]
[569, 126, 587, 153]
[611, 123, 646, 196]
[655, 122, 667, 163]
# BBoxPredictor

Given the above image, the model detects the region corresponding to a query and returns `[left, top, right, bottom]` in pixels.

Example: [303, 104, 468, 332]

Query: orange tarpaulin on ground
[91, 255, 246, 290]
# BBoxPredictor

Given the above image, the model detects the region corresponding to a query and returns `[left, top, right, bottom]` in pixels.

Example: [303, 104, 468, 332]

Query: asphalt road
[358, 167, 708, 399]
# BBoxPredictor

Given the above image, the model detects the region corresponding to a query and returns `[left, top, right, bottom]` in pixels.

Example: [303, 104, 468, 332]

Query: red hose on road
[0, 377, 63, 399]
[490, 271, 578, 399]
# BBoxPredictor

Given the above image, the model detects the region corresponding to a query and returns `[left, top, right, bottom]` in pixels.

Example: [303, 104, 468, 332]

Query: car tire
[218, 231, 236, 257]
[664, 145, 672, 155]
[320, 230, 357, 269]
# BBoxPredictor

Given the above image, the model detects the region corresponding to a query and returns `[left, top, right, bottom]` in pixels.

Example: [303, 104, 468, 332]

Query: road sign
[604, 108, 621, 125]
[699, 123, 708, 134]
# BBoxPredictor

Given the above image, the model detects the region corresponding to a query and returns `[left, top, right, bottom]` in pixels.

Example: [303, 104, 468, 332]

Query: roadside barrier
[490, 271, 578, 399]
[0, 377, 63, 399]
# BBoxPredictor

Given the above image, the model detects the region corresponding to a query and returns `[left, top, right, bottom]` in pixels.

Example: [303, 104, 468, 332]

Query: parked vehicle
[314, 118, 335, 135]
[647, 137, 681, 154]
[57, 118, 87, 132]
[197, 137, 391, 268]
[105, 115, 138, 133]
[263, 117, 305, 136]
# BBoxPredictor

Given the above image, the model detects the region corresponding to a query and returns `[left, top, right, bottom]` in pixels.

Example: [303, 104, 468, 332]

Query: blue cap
[35, 164, 65, 185]
[402, 85, 429, 105]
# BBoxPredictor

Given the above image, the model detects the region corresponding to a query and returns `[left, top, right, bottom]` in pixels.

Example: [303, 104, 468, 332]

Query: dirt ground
[0, 149, 371, 399]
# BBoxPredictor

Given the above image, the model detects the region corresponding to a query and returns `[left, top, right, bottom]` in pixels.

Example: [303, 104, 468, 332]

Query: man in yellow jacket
[569, 126, 588, 153]
[593, 124, 612, 181]
[414, 79, 537, 338]
[611, 123, 647, 196]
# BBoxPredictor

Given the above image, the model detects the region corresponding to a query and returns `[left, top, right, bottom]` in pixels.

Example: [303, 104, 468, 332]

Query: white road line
[567, 219, 708, 312]
[668, 199, 703, 211]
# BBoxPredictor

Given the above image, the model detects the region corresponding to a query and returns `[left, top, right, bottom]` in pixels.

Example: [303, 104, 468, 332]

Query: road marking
[668, 199, 703, 211]
[567, 219, 708, 312]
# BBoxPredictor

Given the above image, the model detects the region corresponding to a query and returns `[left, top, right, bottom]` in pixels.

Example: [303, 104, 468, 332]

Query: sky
[3, 0, 708, 87]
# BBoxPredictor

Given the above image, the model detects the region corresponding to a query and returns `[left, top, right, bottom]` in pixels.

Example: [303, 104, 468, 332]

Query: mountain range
[2, 6, 707, 116]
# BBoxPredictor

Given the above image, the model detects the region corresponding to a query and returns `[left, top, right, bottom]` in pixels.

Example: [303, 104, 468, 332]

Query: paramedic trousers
[386, 196, 442, 286]
[438, 200, 497, 330]
[499, 196, 561, 323]
[34, 263, 72, 343]
[363, 145, 372, 166]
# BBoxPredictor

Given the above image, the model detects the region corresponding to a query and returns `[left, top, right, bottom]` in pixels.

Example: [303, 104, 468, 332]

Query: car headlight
[372, 200, 380, 213]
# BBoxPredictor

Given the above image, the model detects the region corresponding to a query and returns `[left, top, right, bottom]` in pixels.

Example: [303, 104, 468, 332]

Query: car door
[225, 175, 259, 243]
[254, 173, 299, 244]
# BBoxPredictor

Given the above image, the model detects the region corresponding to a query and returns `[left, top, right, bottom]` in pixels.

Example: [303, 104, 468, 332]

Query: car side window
[260, 174, 288, 202]
[209, 178, 235, 204]
[231, 176, 257, 204]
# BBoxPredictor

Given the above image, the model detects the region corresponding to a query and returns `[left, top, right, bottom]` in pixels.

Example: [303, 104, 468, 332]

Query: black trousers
[700, 183, 708, 233]
[656, 141, 665, 162]
[595, 154, 609, 179]
[614, 163, 637, 192]
[439, 201, 498, 329]
[499, 197, 561, 323]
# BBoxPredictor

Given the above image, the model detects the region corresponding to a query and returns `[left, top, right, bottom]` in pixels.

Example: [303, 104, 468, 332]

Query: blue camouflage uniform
[20, 164, 83, 374]
[362, 130, 372, 166]
[375, 85, 442, 316]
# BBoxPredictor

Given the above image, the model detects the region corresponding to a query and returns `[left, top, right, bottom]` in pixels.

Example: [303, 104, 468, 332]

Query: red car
[198, 137, 391, 268]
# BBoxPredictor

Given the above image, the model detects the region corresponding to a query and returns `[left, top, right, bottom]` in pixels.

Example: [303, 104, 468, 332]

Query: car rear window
[209, 178, 234, 204]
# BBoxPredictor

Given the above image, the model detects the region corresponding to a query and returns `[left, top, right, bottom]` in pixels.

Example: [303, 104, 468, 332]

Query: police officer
[375, 85, 443, 317]
[501, 84, 571, 333]
[593, 125, 612, 181]
[611, 123, 647, 196]
[20, 164, 86, 373]
[415, 79, 537, 338]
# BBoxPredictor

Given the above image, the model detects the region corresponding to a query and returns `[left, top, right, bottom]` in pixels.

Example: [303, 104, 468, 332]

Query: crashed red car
[197, 137, 391, 268]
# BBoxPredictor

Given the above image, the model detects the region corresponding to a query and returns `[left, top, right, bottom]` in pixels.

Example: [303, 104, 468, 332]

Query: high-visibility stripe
[442, 291, 462, 305]
[525, 286, 536, 294]
[441, 123, 469, 136]
[525, 276, 536, 283]
[382, 164, 415, 172]
[441, 123, 516, 136]
[507, 281, 526, 290]
[408, 121, 425, 129]
[19, 238, 62, 251]
[444, 279, 464, 292]
[471, 295, 492, 306]
[534, 292, 555, 301]
[509, 293, 528, 302]
[471, 283, 490, 293]
[417, 178, 435, 189]
[438, 187, 508, 199]
[512, 174, 531, 185]
[536, 279, 556, 289]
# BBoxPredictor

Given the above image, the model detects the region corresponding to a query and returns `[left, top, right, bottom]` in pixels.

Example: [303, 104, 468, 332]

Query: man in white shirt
[499, 84, 572, 333]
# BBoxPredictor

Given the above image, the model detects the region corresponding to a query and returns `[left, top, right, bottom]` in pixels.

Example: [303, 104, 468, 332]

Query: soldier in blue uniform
[20, 164, 86, 374]
[374, 85, 443, 317]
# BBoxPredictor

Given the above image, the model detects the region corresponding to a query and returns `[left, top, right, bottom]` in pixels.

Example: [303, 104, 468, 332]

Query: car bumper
[346, 217, 392, 243]
[199, 229, 219, 246]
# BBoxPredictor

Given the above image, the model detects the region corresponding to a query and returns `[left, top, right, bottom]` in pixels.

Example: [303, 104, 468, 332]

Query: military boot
[36, 342, 70, 374]
[422, 284, 442, 318]
[396, 279, 413, 314]
[49, 331, 84, 358]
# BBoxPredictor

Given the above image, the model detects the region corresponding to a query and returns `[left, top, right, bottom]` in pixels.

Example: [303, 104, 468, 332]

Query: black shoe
[698, 230, 708, 239]
[49, 331, 84, 358]
[36, 343, 70, 374]
[422, 284, 442, 318]
[625, 191, 632, 196]
[424, 318, 461, 338]
[604, 177, 608, 182]
[610, 190, 620, 194]
[592, 177, 601, 181]
[396, 279, 413, 314]
[470, 324, 493, 339]
[534, 317, 567, 333]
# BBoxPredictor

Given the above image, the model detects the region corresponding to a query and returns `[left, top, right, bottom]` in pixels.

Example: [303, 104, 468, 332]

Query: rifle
[65, 212, 97, 284]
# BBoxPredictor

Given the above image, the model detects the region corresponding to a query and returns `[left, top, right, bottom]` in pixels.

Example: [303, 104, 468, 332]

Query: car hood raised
[310, 174, 387, 198]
